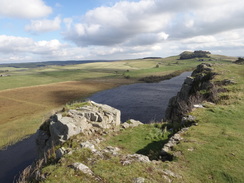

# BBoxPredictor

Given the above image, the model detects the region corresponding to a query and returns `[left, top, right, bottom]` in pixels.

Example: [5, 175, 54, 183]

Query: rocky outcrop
[36, 101, 121, 157]
[165, 63, 218, 123]
[179, 50, 211, 60]
[70, 162, 93, 175]
[234, 57, 244, 64]
[161, 127, 189, 155]
[121, 119, 143, 129]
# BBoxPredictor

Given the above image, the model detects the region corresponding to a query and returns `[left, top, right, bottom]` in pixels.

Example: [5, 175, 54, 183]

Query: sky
[0, 0, 244, 63]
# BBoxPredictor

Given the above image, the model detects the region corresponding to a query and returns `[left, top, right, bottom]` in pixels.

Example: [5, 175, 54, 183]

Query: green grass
[170, 64, 244, 183]
[103, 124, 170, 160]
[39, 124, 173, 183]
[0, 68, 114, 90]
[174, 105, 244, 182]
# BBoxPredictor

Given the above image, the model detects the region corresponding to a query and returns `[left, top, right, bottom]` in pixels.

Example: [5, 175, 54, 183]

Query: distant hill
[143, 57, 162, 59]
[0, 60, 118, 68]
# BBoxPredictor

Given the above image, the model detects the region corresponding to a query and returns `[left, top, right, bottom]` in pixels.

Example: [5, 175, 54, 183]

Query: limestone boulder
[121, 119, 143, 129]
[80, 141, 97, 153]
[133, 177, 145, 183]
[70, 162, 93, 175]
[36, 101, 121, 157]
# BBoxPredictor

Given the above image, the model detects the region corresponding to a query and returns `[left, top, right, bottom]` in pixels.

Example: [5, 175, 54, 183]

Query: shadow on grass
[136, 139, 173, 161]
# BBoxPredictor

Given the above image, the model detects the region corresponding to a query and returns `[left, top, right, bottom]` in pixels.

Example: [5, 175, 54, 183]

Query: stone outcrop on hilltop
[179, 50, 211, 60]
[36, 101, 121, 157]
[234, 57, 244, 64]
[165, 63, 218, 123]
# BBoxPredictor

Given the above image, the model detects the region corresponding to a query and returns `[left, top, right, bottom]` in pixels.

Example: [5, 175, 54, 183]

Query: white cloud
[166, 0, 244, 39]
[25, 16, 61, 33]
[1, 0, 244, 63]
[0, 0, 52, 19]
[167, 28, 244, 57]
[182, 36, 217, 44]
[0, 35, 69, 62]
[0, 35, 34, 53]
[64, 0, 171, 46]
[63, 0, 244, 58]
[0, 35, 64, 55]
[63, 18, 73, 30]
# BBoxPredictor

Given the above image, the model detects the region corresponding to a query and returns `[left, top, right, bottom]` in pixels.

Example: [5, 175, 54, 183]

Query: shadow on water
[0, 134, 37, 183]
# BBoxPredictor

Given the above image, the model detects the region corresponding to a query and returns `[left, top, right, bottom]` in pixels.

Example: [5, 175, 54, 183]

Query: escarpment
[165, 63, 219, 123]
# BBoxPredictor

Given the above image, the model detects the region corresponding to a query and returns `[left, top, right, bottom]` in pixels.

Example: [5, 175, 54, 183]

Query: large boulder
[36, 101, 121, 157]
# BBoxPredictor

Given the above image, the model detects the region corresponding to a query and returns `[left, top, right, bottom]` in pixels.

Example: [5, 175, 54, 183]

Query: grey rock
[36, 101, 121, 157]
[94, 138, 101, 144]
[55, 147, 67, 159]
[124, 154, 150, 163]
[163, 175, 172, 183]
[193, 104, 204, 108]
[184, 76, 194, 85]
[161, 128, 187, 155]
[122, 119, 143, 128]
[128, 119, 143, 127]
[173, 134, 182, 141]
[133, 177, 145, 183]
[121, 122, 130, 129]
[49, 117, 81, 144]
[181, 115, 196, 126]
[103, 146, 120, 155]
[70, 162, 93, 175]
[80, 141, 97, 153]
[222, 79, 236, 85]
[162, 169, 181, 178]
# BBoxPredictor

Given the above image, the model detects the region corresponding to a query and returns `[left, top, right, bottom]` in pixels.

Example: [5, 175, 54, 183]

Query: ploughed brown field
[0, 78, 133, 148]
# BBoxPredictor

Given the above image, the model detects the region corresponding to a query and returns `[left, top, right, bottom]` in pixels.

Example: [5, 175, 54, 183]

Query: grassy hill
[18, 62, 244, 183]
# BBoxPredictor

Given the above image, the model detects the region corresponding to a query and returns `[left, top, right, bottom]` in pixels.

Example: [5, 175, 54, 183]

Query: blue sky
[0, 0, 244, 63]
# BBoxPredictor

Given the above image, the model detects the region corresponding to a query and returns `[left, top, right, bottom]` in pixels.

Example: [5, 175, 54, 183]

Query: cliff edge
[165, 63, 219, 124]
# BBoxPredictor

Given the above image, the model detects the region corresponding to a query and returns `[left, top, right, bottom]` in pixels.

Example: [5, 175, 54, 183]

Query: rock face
[36, 101, 121, 157]
[165, 63, 218, 123]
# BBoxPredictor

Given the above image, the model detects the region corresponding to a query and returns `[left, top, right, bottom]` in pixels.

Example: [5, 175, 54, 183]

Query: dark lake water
[0, 71, 191, 183]
[89, 72, 192, 123]
[0, 134, 37, 183]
